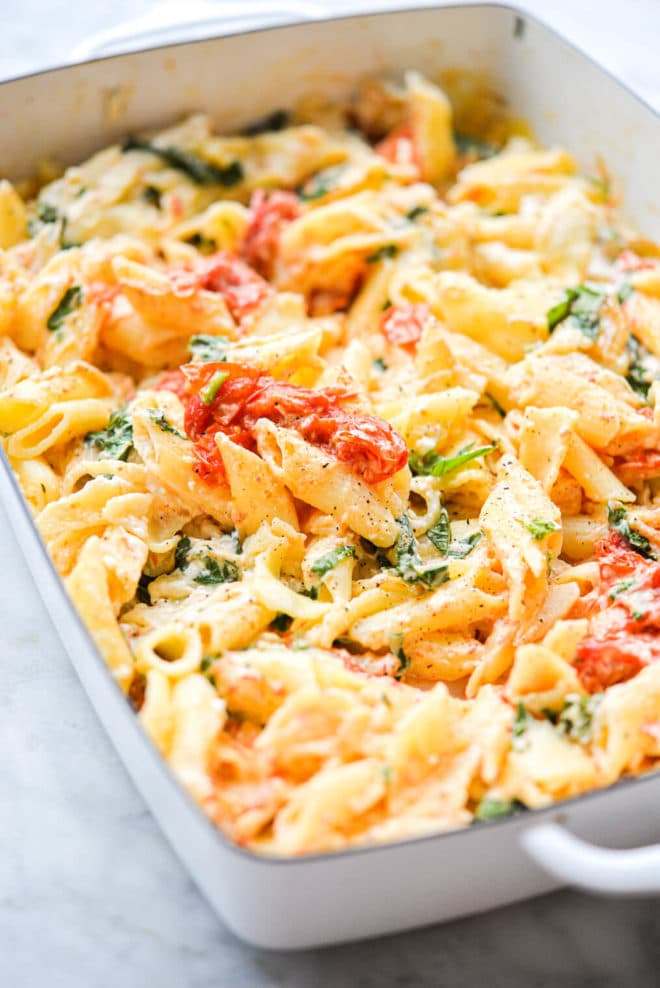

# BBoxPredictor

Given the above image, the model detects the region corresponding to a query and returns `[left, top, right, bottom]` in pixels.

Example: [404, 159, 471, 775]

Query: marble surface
[2, 2, 660, 985]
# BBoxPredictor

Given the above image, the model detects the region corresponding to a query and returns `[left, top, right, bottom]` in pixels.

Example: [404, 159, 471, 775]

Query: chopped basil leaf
[372, 356, 388, 372]
[36, 200, 58, 223]
[189, 334, 229, 363]
[123, 137, 244, 186]
[405, 205, 429, 221]
[448, 530, 483, 558]
[627, 589, 654, 621]
[426, 506, 451, 555]
[454, 133, 497, 159]
[193, 557, 239, 585]
[174, 536, 192, 571]
[46, 284, 83, 333]
[474, 796, 527, 821]
[200, 654, 217, 687]
[184, 232, 217, 253]
[228, 528, 242, 554]
[589, 175, 610, 202]
[607, 501, 656, 560]
[556, 693, 602, 744]
[395, 515, 450, 588]
[310, 545, 356, 577]
[148, 408, 187, 440]
[546, 284, 604, 339]
[625, 334, 660, 400]
[136, 572, 155, 605]
[175, 535, 239, 585]
[143, 185, 162, 208]
[241, 108, 290, 136]
[511, 701, 529, 750]
[332, 636, 364, 654]
[389, 632, 410, 679]
[199, 369, 228, 406]
[608, 577, 637, 601]
[298, 166, 343, 201]
[366, 244, 399, 263]
[408, 442, 496, 478]
[525, 517, 561, 541]
[617, 280, 634, 304]
[485, 392, 506, 417]
[271, 613, 293, 632]
[85, 408, 134, 462]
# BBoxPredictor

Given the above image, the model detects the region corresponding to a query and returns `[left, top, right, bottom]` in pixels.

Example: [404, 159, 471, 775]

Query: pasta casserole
[2, 71, 660, 855]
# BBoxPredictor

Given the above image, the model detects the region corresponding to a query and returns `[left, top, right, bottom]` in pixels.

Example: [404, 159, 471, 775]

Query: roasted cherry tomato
[242, 189, 300, 278]
[573, 532, 660, 691]
[158, 361, 408, 485]
[381, 303, 431, 347]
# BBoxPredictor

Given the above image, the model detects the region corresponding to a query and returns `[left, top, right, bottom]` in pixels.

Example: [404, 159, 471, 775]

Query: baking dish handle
[69, 0, 326, 62]
[520, 821, 660, 894]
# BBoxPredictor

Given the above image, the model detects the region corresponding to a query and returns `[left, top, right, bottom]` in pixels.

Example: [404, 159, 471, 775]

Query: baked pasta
[2, 71, 660, 854]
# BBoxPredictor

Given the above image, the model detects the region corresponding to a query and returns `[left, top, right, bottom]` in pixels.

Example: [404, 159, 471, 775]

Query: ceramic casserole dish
[1, 1, 660, 949]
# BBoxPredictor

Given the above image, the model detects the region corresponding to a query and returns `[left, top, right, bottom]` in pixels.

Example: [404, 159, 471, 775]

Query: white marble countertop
[1, 2, 659, 984]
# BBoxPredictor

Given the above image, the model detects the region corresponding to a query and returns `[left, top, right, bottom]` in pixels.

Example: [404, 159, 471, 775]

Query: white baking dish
[1, 2, 660, 950]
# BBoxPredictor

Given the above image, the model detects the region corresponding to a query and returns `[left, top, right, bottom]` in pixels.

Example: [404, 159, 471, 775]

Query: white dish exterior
[1, 2, 660, 949]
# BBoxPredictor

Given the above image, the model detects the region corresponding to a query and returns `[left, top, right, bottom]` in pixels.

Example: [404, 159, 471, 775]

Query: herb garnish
[607, 501, 656, 560]
[556, 693, 602, 744]
[426, 506, 451, 555]
[310, 545, 356, 578]
[35, 200, 58, 224]
[47, 285, 83, 333]
[366, 244, 399, 263]
[448, 531, 483, 558]
[485, 392, 506, 417]
[408, 442, 496, 478]
[511, 701, 529, 751]
[148, 409, 187, 440]
[271, 613, 293, 632]
[372, 357, 388, 373]
[199, 369, 228, 406]
[175, 535, 240, 585]
[608, 578, 637, 601]
[200, 655, 217, 687]
[184, 232, 217, 253]
[617, 281, 634, 305]
[625, 334, 660, 400]
[454, 133, 497, 160]
[474, 796, 527, 821]
[405, 205, 429, 221]
[85, 408, 134, 461]
[123, 138, 244, 186]
[546, 284, 605, 339]
[395, 515, 450, 588]
[143, 185, 162, 208]
[389, 632, 410, 679]
[241, 109, 290, 136]
[525, 517, 561, 541]
[189, 334, 229, 363]
[193, 557, 240, 586]
[298, 165, 343, 201]
[136, 572, 155, 605]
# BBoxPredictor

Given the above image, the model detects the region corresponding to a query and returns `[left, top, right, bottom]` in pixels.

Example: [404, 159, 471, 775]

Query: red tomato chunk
[242, 189, 301, 278]
[158, 362, 409, 485]
[573, 532, 660, 691]
[381, 303, 430, 347]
